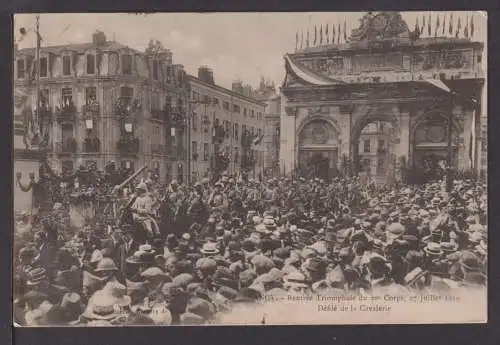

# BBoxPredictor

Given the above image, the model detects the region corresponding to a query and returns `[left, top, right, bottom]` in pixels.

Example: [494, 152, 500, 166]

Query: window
[251, 109, 255, 118]
[62, 88, 73, 106]
[192, 141, 198, 156]
[120, 86, 134, 103]
[122, 160, 135, 171]
[62, 56, 71, 76]
[17, 60, 25, 79]
[362, 159, 371, 173]
[203, 143, 209, 161]
[122, 54, 132, 75]
[234, 123, 239, 139]
[213, 98, 220, 107]
[152, 161, 160, 175]
[152, 60, 158, 80]
[224, 120, 229, 138]
[62, 161, 74, 175]
[378, 158, 385, 169]
[192, 113, 198, 131]
[258, 128, 262, 138]
[85, 87, 97, 104]
[191, 171, 198, 182]
[223, 101, 229, 111]
[203, 95, 209, 104]
[234, 147, 239, 164]
[242, 124, 247, 136]
[86, 55, 95, 75]
[363, 139, 371, 153]
[243, 108, 247, 117]
[40, 57, 48, 77]
[233, 104, 240, 113]
[378, 139, 384, 149]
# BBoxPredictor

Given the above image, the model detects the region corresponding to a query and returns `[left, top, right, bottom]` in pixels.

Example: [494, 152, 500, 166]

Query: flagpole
[35, 15, 41, 145]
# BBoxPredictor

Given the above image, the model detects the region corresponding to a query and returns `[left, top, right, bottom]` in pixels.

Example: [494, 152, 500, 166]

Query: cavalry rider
[130, 181, 159, 238]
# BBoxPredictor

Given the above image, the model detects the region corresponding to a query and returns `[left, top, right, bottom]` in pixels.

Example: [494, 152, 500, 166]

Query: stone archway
[409, 110, 461, 183]
[350, 107, 401, 180]
[297, 117, 340, 180]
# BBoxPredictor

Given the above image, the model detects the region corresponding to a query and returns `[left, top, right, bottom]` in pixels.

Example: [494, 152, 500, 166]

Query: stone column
[396, 104, 411, 162]
[279, 96, 297, 176]
[338, 105, 354, 165]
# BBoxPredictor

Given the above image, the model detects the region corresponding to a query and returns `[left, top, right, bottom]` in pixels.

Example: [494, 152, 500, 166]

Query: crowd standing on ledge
[14, 171, 488, 326]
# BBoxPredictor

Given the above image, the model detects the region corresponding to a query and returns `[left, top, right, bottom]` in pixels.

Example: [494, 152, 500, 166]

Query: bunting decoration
[332, 23, 336, 44]
[470, 13, 475, 37]
[300, 30, 304, 49]
[325, 24, 329, 43]
[343, 20, 347, 42]
[464, 13, 469, 38]
[449, 12, 453, 35]
[319, 24, 323, 45]
[442, 13, 446, 36]
[427, 13, 432, 37]
[456, 16, 462, 38]
[435, 14, 440, 37]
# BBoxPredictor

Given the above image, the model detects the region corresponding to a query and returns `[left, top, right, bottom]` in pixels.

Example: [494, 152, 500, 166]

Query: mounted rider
[130, 181, 159, 238]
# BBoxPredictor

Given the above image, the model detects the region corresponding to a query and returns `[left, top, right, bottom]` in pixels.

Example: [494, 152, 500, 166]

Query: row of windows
[16, 54, 176, 80]
[191, 91, 263, 120]
[362, 139, 385, 153]
[191, 114, 262, 138]
[36, 86, 134, 108]
[191, 141, 264, 164]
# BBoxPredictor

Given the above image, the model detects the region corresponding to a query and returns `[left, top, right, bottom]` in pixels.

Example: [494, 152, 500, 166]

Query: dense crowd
[14, 171, 487, 326]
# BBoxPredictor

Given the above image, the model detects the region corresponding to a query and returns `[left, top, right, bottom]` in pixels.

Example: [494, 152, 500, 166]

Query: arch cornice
[297, 113, 341, 137]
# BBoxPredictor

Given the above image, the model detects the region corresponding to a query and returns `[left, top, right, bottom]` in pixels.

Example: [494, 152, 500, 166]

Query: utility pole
[34, 15, 41, 146]
[446, 97, 454, 192]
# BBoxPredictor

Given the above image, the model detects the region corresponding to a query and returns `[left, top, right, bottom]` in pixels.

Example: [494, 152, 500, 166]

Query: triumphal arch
[279, 12, 485, 183]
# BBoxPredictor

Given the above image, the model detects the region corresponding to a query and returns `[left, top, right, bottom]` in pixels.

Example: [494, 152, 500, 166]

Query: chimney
[92, 31, 107, 45]
[198, 66, 215, 84]
[232, 80, 243, 94]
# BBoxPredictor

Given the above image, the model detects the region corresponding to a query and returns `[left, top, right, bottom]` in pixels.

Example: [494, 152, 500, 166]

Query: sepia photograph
[13, 11, 487, 326]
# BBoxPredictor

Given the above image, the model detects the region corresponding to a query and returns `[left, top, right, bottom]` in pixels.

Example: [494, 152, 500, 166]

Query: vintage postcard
[13, 11, 487, 326]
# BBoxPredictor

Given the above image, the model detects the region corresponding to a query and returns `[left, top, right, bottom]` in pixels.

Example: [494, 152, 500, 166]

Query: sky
[14, 11, 487, 92]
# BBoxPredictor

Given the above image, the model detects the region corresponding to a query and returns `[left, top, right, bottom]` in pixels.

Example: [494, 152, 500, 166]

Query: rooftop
[17, 40, 142, 56]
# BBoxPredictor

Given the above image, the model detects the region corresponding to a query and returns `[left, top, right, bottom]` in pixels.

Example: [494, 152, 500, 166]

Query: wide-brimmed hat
[200, 242, 220, 255]
[386, 222, 405, 240]
[440, 242, 459, 254]
[125, 249, 155, 265]
[459, 251, 483, 272]
[195, 258, 217, 272]
[26, 267, 47, 286]
[83, 283, 131, 320]
[140, 266, 167, 279]
[186, 297, 216, 320]
[284, 271, 308, 289]
[368, 253, 391, 276]
[94, 258, 118, 272]
[424, 242, 444, 256]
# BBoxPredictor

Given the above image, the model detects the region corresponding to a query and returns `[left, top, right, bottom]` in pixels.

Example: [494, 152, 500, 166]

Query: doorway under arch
[297, 118, 339, 180]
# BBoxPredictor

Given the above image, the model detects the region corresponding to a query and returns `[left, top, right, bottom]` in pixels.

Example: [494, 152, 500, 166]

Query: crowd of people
[14, 169, 488, 326]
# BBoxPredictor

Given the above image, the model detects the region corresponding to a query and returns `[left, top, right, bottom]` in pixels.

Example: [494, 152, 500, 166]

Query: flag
[306, 29, 310, 47]
[421, 79, 452, 93]
[464, 14, 469, 38]
[470, 108, 476, 166]
[332, 24, 336, 43]
[319, 24, 323, 45]
[300, 30, 304, 49]
[470, 14, 475, 37]
[325, 24, 329, 43]
[422, 15, 426, 35]
[415, 17, 420, 34]
[344, 20, 347, 42]
[435, 14, 440, 36]
[252, 134, 264, 148]
[449, 12, 453, 35]
[295, 31, 298, 51]
[314, 25, 317, 45]
[427, 13, 432, 36]
[337, 23, 341, 43]
[442, 13, 446, 35]
[456, 16, 462, 38]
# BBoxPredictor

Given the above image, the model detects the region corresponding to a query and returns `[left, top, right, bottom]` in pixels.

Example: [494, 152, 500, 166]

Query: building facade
[187, 68, 266, 182]
[279, 12, 485, 183]
[14, 32, 189, 184]
[263, 94, 281, 177]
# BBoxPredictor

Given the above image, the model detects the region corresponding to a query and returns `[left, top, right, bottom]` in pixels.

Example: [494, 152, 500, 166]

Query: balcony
[151, 143, 167, 155]
[117, 137, 139, 155]
[82, 103, 100, 116]
[166, 107, 187, 129]
[56, 139, 77, 155]
[35, 104, 53, 121]
[151, 109, 165, 121]
[82, 137, 101, 153]
[56, 103, 77, 123]
[377, 148, 387, 154]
